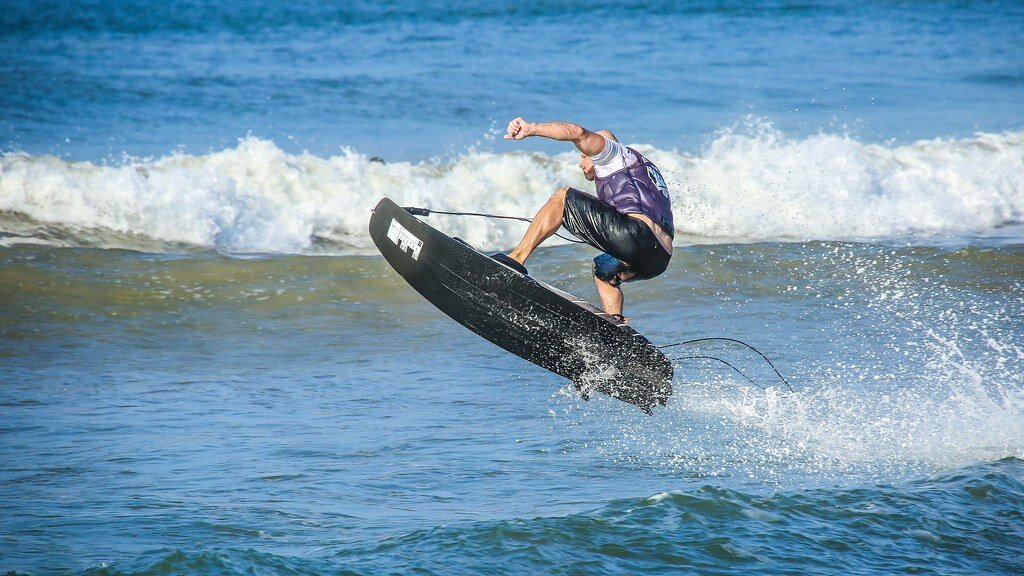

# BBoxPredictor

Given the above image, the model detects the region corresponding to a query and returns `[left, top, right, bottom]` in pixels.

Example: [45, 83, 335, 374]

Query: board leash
[402, 207, 588, 244]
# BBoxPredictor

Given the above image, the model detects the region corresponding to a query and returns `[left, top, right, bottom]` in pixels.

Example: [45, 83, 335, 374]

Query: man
[492, 117, 674, 323]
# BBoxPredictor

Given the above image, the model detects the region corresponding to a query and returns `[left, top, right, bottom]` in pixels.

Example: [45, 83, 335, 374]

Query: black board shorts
[562, 188, 671, 283]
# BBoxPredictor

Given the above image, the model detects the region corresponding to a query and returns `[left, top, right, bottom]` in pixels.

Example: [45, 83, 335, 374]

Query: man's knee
[542, 188, 569, 215]
[593, 253, 629, 287]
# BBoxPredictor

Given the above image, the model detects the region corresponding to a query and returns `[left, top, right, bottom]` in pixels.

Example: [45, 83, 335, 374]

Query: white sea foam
[586, 350, 1024, 484]
[584, 252, 1024, 482]
[2, 125, 1022, 253]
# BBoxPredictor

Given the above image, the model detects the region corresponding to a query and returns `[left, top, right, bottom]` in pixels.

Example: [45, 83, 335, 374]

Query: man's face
[579, 153, 595, 181]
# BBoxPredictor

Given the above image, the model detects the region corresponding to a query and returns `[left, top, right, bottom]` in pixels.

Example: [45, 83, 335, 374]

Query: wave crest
[2, 126, 1022, 253]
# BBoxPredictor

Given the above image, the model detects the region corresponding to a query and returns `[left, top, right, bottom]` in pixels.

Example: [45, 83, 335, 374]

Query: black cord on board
[402, 206, 587, 244]
[661, 338, 794, 392]
[667, 354, 767, 390]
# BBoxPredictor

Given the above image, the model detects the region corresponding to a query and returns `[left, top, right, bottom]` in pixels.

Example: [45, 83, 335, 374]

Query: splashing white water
[575, 242, 1024, 483]
[2, 125, 1022, 252]
[578, 342, 1023, 486]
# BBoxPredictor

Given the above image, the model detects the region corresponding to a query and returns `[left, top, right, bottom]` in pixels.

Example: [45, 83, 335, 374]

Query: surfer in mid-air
[492, 117, 674, 323]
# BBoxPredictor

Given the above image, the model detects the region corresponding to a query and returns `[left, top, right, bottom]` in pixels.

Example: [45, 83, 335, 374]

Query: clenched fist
[504, 117, 533, 140]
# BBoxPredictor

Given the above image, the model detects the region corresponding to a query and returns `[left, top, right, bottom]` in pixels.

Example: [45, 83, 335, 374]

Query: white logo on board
[386, 219, 424, 260]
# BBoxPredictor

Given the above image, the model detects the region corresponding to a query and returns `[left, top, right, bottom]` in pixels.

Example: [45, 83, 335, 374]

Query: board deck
[368, 197, 673, 413]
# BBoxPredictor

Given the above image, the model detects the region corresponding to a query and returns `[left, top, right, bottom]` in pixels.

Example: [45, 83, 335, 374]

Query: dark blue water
[61, 459, 1024, 575]
[2, 1, 1023, 574]
[3, 0, 1022, 160]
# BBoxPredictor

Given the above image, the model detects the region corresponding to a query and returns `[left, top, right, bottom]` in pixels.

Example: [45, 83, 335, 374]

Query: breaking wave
[2, 124, 1022, 253]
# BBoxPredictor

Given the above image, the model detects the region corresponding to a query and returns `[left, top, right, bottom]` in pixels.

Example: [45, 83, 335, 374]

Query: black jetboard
[369, 197, 673, 413]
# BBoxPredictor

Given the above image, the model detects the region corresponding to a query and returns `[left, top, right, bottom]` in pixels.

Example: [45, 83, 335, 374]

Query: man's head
[578, 130, 618, 181]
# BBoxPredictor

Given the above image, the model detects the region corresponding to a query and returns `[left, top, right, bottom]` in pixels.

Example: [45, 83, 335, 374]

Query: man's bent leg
[594, 276, 624, 317]
[507, 188, 568, 265]
[594, 270, 635, 317]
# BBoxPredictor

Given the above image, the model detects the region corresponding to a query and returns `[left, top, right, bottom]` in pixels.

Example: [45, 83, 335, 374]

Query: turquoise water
[2, 1, 1024, 574]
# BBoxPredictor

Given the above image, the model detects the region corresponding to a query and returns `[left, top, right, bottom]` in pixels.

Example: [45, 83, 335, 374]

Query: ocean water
[2, 1, 1023, 575]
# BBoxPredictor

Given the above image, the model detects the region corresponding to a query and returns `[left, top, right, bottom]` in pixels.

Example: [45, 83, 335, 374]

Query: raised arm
[504, 117, 607, 157]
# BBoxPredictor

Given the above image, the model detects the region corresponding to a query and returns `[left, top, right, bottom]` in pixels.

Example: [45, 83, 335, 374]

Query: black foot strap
[491, 253, 528, 275]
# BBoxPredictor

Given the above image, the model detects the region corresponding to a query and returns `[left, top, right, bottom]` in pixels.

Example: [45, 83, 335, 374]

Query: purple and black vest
[595, 148, 674, 238]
